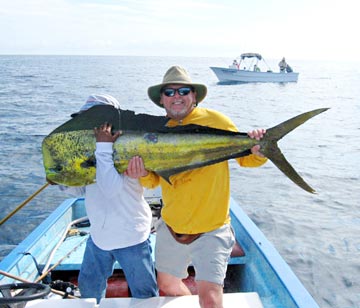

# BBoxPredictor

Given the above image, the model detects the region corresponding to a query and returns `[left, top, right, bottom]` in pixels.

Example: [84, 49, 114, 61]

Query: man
[127, 66, 267, 308]
[279, 57, 287, 72]
[50, 94, 158, 303]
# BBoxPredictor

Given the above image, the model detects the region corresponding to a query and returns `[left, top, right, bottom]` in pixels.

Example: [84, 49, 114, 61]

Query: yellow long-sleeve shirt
[140, 107, 267, 234]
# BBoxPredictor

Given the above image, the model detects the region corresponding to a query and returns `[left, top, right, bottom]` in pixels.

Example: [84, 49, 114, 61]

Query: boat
[0, 188, 319, 308]
[210, 53, 299, 83]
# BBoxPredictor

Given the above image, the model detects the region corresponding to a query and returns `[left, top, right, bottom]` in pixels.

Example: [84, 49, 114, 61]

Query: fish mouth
[45, 170, 60, 184]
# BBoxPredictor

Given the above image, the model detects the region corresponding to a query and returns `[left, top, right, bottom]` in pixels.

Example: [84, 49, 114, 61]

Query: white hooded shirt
[61, 142, 152, 250]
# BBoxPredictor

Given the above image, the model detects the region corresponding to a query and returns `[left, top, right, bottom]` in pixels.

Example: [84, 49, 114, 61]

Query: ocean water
[0, 55, 359, 308]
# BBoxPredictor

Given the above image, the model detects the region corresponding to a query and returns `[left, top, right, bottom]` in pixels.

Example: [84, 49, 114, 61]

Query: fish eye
[51, 165, 63, 172]
[81, 157, 96, 168]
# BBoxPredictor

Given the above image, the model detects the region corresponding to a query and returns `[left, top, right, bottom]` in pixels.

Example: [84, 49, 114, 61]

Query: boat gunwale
[229, 197, 319, 308]
[0, 198, 79, 277]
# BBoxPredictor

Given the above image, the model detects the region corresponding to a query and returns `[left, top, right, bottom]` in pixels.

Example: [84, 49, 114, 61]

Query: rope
[41, 216, 89, 274]
[0, 218, 88, 299]
[0, 183, 50, 226]
[35, 236, 88, 283]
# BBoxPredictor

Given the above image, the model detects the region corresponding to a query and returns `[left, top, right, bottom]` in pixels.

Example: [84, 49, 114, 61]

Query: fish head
[42, 131, 97, 186]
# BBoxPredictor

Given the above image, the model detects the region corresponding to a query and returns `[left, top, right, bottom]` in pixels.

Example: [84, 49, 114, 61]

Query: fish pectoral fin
[157, 165, 201, 184]
[157, 149, 254, 184]
[264, 141, 316, 194]
[157, 168, 190, 184]
[157, 171, 173, 184]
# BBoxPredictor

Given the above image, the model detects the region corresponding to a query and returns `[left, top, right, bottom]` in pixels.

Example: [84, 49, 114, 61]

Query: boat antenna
[238, 55, 243, 69]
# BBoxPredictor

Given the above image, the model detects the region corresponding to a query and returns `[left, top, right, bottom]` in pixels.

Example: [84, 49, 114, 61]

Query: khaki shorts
[155, 219, 235, 285]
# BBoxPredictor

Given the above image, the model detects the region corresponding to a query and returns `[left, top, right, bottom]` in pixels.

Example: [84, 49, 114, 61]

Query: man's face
[160, 84, 197, 121]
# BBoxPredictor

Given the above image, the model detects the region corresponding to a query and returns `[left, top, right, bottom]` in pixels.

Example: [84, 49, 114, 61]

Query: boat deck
[25, 292, 263, 307]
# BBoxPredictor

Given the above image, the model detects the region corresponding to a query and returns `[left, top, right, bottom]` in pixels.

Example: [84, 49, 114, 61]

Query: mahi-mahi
[42, 105, 328, 193]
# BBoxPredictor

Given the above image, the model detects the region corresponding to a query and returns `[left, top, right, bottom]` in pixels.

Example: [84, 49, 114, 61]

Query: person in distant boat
[279, 57, 288, 72]
[286, 64, 293, 73]
[229, 59, 239, 69]
[254, 64, 260, 72]
[126, 66, 267, 308]
[47, 94, 158, 303]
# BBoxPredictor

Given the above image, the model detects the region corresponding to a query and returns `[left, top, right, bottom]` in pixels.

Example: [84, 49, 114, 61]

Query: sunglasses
[161, 87, 193, 97]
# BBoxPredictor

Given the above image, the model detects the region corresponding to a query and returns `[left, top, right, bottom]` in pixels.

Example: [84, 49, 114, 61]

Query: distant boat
[0, 188, 319, 307]
[210, 53, 299, 83]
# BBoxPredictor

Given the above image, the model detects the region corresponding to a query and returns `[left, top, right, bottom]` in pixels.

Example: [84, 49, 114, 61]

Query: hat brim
[148, 82, 207, 108]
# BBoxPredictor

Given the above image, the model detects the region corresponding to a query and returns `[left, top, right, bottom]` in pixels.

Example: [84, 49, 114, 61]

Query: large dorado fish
[42, 105, 328, 193]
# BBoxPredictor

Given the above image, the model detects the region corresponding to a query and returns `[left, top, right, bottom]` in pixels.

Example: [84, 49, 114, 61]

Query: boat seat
[98, 292, 263, 307]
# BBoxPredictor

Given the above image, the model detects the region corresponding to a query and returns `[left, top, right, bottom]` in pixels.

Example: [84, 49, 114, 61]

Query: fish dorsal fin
[50, 105, 169, 134]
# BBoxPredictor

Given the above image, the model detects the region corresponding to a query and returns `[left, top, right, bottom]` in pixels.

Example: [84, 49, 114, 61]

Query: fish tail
[261, 108, 329, 194]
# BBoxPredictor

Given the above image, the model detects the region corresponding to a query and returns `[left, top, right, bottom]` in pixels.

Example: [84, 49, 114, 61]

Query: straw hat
[148, 66, 207, 108]
[71, 94, 121, 117]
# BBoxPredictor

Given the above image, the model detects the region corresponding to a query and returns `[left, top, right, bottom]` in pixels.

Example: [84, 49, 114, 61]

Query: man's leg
[191, 224, 235, 308]
[155, 219, 191, 295]
[157, 271, 191, 296]
[197, 280, 223, 308]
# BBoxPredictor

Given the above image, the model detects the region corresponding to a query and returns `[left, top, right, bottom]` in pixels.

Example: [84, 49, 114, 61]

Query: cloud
[0, 0, 359, 60]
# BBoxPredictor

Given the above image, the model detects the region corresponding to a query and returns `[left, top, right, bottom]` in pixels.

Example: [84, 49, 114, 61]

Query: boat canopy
[240, 53, 262, 60]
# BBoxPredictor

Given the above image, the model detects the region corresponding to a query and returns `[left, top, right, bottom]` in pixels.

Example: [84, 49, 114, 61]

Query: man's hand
[124, 156, 149, 179]
[248, 128, 266, 157]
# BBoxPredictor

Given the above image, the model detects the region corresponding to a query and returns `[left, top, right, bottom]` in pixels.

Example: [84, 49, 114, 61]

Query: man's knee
[197, 280, 223, 308]
[157, 272, 191, 296]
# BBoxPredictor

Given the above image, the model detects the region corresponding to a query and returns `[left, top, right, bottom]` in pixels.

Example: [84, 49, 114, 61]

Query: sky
[0, 0, 358, 61]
